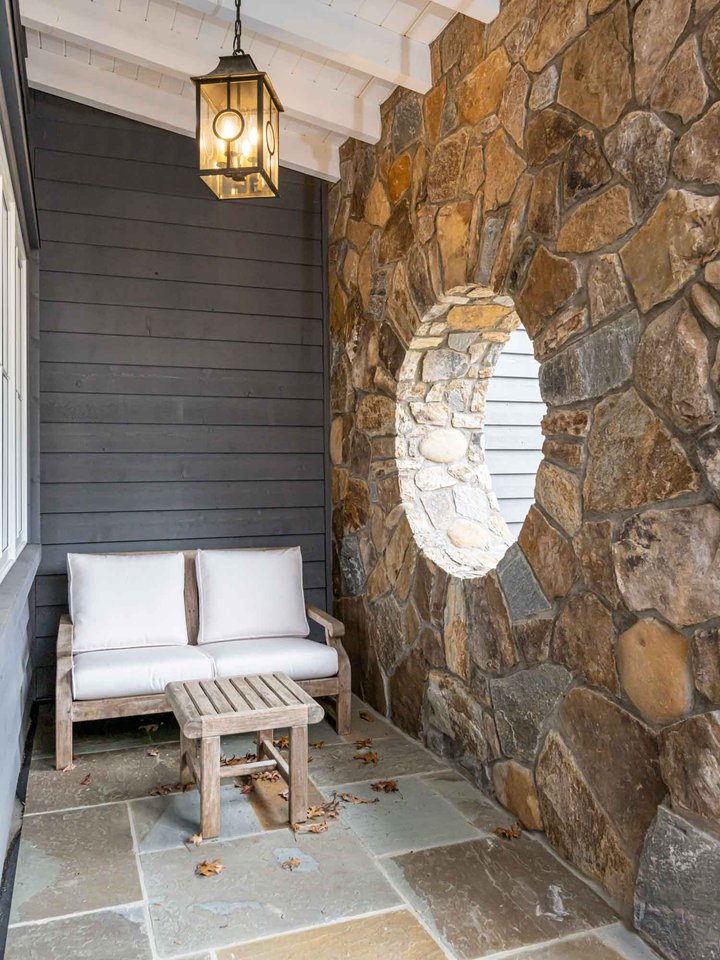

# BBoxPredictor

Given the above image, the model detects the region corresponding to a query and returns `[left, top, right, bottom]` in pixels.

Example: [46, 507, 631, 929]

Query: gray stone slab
[634, 804, 720, 960]
[497, 544, 552, 622]
[5, 904, 152, 960]
[26, 743, 184, 814]
[422, 770, 506, 834]
[307, 734, 448, 788]
[131, 784, 263, 853]
[540, 311, 640, 406]
[10, 804, 142, 923]
[320, 776, 481, 856]
[490, 664, 572, 762]
[385, 834, 617, 959]
[140, 823, 402, 957]
[499, 925, 662, 959]
[33, 704, 180, 759]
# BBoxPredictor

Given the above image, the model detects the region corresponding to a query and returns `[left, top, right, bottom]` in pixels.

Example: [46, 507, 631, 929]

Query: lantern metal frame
[191, 0, 283, 200]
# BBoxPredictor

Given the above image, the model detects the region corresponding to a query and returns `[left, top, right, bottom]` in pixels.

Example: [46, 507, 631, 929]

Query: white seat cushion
[68, 552, 188, 652]
[196, 547, 309, 643]
[73, 646, 214, 700]
[202, 637, 338, 682]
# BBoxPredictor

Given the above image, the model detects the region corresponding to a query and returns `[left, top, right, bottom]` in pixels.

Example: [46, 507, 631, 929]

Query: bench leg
[179, 731, 192, 785]
[256, 729, 273, 760]
[55, 708, 73, 771]
[288, 725, 308, 825]
[200, 735, 221, 840]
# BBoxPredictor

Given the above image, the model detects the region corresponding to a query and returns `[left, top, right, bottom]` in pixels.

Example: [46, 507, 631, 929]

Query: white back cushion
[68, 552, 188, 652]
[196, 547, 309, 643]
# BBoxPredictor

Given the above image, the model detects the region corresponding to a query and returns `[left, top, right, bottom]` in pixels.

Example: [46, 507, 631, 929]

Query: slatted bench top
[165, 673, 324, 738]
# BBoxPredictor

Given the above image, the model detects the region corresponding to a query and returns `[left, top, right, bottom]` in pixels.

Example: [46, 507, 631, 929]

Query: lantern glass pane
[198, 76, 260, 174]
[262, 81, 279, 190]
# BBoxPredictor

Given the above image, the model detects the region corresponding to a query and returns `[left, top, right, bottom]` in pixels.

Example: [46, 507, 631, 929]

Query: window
[0, 128, 28, 583]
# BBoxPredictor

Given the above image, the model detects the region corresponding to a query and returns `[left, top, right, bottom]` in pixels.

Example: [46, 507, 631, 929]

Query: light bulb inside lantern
[213, 109, 244, 141]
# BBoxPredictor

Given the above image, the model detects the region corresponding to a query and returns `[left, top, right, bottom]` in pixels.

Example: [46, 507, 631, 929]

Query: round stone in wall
[419, 428, 468, 463]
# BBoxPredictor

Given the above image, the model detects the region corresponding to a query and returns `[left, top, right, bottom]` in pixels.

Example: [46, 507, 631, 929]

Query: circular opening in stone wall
[395, 286, 544, 578]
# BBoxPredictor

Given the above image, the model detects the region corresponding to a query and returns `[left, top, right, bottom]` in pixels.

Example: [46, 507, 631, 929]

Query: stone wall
[328, 0, 720, 951]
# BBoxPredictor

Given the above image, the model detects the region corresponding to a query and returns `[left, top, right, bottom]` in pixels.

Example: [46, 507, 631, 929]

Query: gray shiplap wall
[31, 93, 329, 697]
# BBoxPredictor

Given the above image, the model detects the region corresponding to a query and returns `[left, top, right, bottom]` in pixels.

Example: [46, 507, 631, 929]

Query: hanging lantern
[192, 0, 283, 200]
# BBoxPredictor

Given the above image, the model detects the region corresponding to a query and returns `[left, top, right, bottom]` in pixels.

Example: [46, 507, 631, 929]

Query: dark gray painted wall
[31, 93, 330, 698]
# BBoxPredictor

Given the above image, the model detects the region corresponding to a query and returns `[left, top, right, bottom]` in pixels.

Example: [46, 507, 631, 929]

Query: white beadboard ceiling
[19, 0, 498, 181]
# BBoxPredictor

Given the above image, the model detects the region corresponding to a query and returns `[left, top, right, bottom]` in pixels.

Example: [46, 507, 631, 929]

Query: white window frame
[0, 123, 28, 584]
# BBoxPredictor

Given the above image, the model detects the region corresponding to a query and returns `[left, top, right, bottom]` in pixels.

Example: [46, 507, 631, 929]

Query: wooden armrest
[305, 603, 345, 639]
[57, 614, 74, 659]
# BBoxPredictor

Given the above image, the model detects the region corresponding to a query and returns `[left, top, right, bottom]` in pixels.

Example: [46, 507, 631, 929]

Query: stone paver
[25, 743, 183, 814]
[385, 835, 616, 959]
[131, 784, 263, 852]
[5, 905, 152, 960]
[140, 824, 402, 957]
[10, 804, 141, 923]
[215, 910, 447, 959]
[307, 734, 448, 787]
[321, 776, 481, 856]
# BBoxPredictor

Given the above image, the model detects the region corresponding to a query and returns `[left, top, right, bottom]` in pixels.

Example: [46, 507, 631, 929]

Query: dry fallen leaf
[371, 780, 398, 793]
[195, 858, 225, 877]
[222, 752, 257, 767]
[495, 821, 523, 840]
[292, 820, 328, 834]
[310, 741, 324, 750]
[354, 737, 373, 749]
[354, 750, 380, 765]
[307, 799, 340, 820]
[279, 788, 289, 801]
[80, 775, 92, 786]
[182, 781, 195, 793]
[149, 783, 174, 797]
[273, 736, 289, 749]
[61, 762, 77, 773]
[338, 792, 379, 805]
[252, 770, 281, 783]
[281, 857, 301, 871]
[186, 833, 203, 846]
[359, 711, 375, 723]
[147, 748, 160, 758]
[139, 723, 159, 733]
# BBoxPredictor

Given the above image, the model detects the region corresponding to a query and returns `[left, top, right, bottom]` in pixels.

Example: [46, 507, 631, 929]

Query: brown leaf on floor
[495, 821, 524, 840]
[307, 798, 340, 820]
[80, 775, 92, 786]
[221, 752, 257, 766]
[371, 780, 398, 793]
[337, 791, 379, 805]
[281, 857, 301, 871]
[310, 740, 325, 749]
[234, 776, 254, 793]
[186, 833, 203, 846]
[149, 783, 174, 797]
[252, 770, 281, 782]
[61, 762, 77, 773]
[354, 750, 380, 765]
[359, 711, 375, 723]
[279, 788, 289, 801]
[273, 736, 289, 749]
[146, 748, 160, 758]
[354, 737, 373, 749]
[195, 858, 225, 877]
[182, 781, 195, 793]
[292, 820, 328, 834]
[139, 723, 159, 733]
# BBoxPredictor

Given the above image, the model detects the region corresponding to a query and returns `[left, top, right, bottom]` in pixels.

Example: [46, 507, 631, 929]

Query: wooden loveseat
[55, 547, 350, 769]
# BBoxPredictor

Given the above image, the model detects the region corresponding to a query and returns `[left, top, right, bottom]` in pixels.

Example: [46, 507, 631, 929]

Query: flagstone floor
[5, 696, 661, 960]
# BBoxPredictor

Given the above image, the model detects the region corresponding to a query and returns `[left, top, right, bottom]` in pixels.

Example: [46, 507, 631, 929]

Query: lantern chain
[232, 0, 244, 56]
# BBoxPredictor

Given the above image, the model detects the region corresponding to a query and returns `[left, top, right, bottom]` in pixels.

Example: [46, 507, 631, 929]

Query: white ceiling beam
[21, 0, 381, 142]
[184, 0, 432, 93]
[26, 47, 340, 180]
[429, 0, 500, 22]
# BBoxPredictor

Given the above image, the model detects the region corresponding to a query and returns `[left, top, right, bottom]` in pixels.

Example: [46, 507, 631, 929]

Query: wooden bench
[55, 550, 350, 770]
[166, 673, 324, 836]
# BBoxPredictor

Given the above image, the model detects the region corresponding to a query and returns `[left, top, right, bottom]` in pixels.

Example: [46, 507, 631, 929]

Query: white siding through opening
[484, 327, 544, 540]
